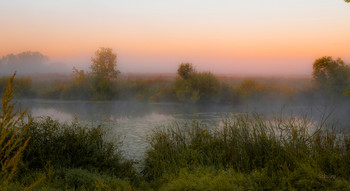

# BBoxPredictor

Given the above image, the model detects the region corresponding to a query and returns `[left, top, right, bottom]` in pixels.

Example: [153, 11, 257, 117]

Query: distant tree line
[0, 51, 69, 74]
[1, 48, 349, 104]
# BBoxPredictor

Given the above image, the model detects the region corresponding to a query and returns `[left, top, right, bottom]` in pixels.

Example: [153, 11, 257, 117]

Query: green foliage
[55, 168, 134, 190]
[142, 113, 350, 188]
[235, 79, 270, 101]
[0, 73, 31, 186]
[345, 85, 350, 98]
[232, 79, 296, 103]
[90, 47, 120, 100]
[59, 47, 120, 100]
[177, 63, 195, 80]
[38, 83, 66, 99]
[0, 76, 33, 98]
[5, 168, 135, 190]
[160, 166, 350, 191]
[175, 63, 220, 103]
[313, 56, 350, 100]
[61, 67, 93, 100]
[21, 117, 135, 179]
[114, 77, 177, 102]
[160, 168, 254, 191]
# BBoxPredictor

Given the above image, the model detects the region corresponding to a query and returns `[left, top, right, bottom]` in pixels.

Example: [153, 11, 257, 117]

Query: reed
[142, 112, 350, 189]
[0, 73, 32, 187]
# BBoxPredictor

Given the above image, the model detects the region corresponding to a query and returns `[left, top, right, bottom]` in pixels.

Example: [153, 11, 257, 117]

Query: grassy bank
[1, 75, 350, 190]
[143, 113, 350, 190]
[3, 114, 350, 190]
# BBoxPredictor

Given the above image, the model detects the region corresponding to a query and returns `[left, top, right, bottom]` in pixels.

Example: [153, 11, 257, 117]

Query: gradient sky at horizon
[1, 0, 349, 75]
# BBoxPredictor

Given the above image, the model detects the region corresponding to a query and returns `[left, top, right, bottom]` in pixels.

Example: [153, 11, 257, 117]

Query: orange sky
[1, 0, 349, 75]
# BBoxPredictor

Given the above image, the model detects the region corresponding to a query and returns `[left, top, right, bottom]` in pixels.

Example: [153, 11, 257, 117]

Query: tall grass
[2, 73, 350, 189]
[142, 113, 350, 189]
[0, 73, 31, 186]
[20, 117, 136, 179]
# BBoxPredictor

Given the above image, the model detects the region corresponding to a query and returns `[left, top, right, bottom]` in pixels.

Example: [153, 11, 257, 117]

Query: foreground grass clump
[143, 113, 350, 189]
[9, 118, 139, 190]
[21, 117, 135, 179]
[158, 166, 350, 191]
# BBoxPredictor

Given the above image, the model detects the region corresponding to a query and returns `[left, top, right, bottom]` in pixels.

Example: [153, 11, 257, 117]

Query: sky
[0, 0, 349, 75]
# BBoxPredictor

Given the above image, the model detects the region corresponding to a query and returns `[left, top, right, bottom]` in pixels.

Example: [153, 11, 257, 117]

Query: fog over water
[16, 99, 350, 160]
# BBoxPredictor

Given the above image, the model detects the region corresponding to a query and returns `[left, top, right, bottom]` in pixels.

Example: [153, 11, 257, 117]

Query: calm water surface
[17, 100, 236, 160]
[16, 99, 349, 161]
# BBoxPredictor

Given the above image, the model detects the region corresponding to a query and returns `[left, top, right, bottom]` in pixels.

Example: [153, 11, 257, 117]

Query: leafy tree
[177, 63, 195, 80]
[191, 72, 220, 102]
[90, 48, 120, 100]
[345, 0, 350, 3]
[312, 56, 350, 100]
[175, 63, 219, 103]
[90, 48, 120, 80]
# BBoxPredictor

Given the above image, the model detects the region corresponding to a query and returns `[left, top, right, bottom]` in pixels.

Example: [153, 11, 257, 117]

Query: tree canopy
[175, 63, 219, 103]
[312, 56, 350, 100]
[177, 63, 195, 80]
[63, 47, 120, 100]
[89, 48, 120, 100]
[90, 47, 120, 81]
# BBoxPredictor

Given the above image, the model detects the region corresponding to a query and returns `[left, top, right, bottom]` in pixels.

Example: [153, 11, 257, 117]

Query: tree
[91, 48, 120, 81]
[90, 47, 120, 100]
[177, 63, 195, 80]
[312, 56, 350, 100]
[175, 63, 219, 103]
[345, 0, 350, 3]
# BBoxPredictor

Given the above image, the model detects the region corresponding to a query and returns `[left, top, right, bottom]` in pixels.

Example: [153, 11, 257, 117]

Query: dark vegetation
[0, 69, 350, 189]
[1, 48, 350, 189]
[143, 114, 350, 190]
[1, 48, 349, 106]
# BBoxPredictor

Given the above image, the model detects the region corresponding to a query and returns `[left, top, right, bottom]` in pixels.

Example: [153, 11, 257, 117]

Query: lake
[16, 99, 350, 162]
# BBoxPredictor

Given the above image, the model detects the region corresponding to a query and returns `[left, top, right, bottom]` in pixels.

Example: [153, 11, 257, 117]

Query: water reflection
[15, 99, 350, 161]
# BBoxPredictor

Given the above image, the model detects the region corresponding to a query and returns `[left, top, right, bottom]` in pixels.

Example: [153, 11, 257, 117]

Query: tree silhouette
[90, 47, 120, 100]
[313, 56, 350, 100]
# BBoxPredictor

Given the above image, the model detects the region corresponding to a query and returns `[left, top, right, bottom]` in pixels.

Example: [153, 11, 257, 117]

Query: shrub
[21, 117, 135, 179]
[175, 72, 220, 103]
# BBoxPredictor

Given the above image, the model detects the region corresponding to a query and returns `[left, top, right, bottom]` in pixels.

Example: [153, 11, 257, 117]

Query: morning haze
[0, 0, 350, 190]
[1, 0, 349, 75]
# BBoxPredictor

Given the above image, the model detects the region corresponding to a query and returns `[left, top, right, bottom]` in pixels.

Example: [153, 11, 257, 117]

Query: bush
[21, 117, 135, 179]
[175, 72, 220, 103]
